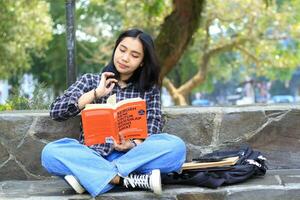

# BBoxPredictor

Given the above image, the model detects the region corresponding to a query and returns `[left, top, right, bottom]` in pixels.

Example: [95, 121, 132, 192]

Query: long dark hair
[102, 29, 161, 92]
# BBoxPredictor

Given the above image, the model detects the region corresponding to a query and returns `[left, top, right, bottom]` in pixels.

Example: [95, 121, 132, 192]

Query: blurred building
[290, 67, 300, 100]
[0, 80, 9, 104]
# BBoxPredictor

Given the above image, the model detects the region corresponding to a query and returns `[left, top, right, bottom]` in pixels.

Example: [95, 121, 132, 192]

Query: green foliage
[30, 34, 67, 96]
[2, 0, 300, 103]
[87, 0, 171, 35]
[169, 0, 300, 94]
[2, 83, 52, 110]
[5, 89, 30, 110]
[29, 83, 53, 110]
[0, 0, 53, 80]
[168, 48, 198, 87]
[29, 0, 172, 95]
[0, 104, 13, 111]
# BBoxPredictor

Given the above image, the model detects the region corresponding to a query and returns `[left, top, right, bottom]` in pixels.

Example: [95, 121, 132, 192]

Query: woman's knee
[41, 138, 74, 166]
[153, 133, 186, 172]
[41, 141, 59, 166]
[158, 133, 186, 157]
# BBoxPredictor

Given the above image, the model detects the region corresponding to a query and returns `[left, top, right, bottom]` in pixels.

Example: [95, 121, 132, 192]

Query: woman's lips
[118, 62, 128, 69]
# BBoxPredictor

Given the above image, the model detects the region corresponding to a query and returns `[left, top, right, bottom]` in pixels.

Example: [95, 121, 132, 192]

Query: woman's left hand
[113, 139, 134, 151]
[113, 135, 143, 151]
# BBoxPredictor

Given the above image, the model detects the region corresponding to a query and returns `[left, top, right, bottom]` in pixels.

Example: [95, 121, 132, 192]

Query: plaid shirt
[50, 73, 162, 156]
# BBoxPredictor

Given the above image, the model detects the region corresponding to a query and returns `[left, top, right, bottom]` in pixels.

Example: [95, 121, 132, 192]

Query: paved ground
[1, 169, 300, 200]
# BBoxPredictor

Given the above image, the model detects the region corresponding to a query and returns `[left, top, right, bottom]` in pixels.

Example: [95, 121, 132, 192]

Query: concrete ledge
[0, 104, 299, 180]
[1, 169, 300, 200]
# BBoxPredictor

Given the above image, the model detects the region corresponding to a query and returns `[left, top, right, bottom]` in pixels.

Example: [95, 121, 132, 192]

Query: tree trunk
[155, 0, 205, 81]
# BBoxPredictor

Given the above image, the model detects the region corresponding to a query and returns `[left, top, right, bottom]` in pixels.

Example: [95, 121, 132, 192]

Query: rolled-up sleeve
[145, 86, 162, 135]
[50, 74, 92, 121]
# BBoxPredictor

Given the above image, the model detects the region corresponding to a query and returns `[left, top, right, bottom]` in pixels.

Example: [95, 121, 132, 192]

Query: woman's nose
[121, 53, 129, 62]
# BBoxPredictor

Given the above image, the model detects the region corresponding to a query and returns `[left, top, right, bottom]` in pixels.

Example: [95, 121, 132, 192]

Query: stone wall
[0, 105, 299, 181]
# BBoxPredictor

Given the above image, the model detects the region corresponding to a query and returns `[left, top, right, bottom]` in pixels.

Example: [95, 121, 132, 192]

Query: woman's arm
[146, 85, 163, 135]
[49, 74, 94, 121]
[50, 72, 117, 121]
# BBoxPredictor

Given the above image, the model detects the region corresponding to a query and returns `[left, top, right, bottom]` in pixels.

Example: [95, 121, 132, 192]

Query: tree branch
[177, 57, 208, 95]
[163, 77, 178, 98]
[209, 37, 249, 57]
[177, 37, 250, 95]
[236, 45, 260, 67]
[163, 77, 187, 105]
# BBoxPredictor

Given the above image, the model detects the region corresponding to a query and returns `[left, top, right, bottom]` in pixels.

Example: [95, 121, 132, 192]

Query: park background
[1, 0, 300, 110]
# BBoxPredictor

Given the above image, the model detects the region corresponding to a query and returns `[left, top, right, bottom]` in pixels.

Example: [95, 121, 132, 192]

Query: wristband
[130, 139, 137, 147]
[93, 88, 97, 99]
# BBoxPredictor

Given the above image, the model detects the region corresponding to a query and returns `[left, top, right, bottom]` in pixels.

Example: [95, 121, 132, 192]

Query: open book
[81, 96, 148, 146]
[181, 156, 239, 170]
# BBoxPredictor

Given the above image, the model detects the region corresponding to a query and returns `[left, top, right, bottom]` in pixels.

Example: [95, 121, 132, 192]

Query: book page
[107, 94, 117, 105]
[115, 97, 143, 107]
[84, 97, 142, 110]
[84, 103, 113, 110]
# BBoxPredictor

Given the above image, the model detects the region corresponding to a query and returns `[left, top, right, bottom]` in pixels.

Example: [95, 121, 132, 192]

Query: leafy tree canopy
[2, 0, 300, 105]
[0, 0, 52, 80]
[31, 0, 171, 94]
[167, 0, 300, 103]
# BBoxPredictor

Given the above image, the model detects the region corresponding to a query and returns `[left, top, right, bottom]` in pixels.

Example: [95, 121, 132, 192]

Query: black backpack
[162, 145, 268, 188]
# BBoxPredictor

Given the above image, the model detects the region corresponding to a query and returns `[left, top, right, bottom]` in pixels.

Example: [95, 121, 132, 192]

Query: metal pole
[65, 0, 77, 87]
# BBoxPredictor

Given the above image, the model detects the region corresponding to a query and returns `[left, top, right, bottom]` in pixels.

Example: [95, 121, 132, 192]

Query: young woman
[41, 29, 186, 197]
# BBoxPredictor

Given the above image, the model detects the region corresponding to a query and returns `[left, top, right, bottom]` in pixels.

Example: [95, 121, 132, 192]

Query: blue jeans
[41, 133, 186, 197]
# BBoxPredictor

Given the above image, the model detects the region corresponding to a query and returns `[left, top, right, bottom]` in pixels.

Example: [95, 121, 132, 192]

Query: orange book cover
[81, 98, 148, 146]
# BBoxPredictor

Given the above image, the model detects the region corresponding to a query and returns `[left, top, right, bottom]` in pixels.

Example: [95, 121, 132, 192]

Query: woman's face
[113, 37, 144, 81]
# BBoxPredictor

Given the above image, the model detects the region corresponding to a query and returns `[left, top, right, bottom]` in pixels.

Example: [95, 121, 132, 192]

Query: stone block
[0, 159, 27, 181]
[227, 174, 279, 187]
[0, 179, 75, 197]
[248, 108, 300, 169]
[177, 192, 226, 200]
[0, 114, 33, 148]
[0, 142, 9, 164]
[279, 174, 300, 185]
[227, 189, 300, 200]
[219, 110, 267, 144]
[33, 116, 81, 141]
[14, 135, 48, 177]
[163, 108, 216, 146]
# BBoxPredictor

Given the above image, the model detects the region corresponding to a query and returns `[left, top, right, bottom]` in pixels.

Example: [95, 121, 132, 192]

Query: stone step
[1, 169, 300, 200]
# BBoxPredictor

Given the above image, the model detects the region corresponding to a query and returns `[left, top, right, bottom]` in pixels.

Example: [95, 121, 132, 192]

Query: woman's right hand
[95, 72, 118, 98]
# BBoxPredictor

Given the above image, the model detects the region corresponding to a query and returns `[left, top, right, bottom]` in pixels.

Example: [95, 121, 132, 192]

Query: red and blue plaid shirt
[50, 73, 162, 156]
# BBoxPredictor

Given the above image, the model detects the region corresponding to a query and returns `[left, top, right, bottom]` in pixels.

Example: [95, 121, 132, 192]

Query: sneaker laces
[123, 174, 151, 189]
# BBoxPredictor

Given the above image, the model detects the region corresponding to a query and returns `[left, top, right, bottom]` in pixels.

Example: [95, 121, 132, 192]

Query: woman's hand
[95, 72, 118, 98]
[113, 139, 134, 152]
[113, 136, 143, 151]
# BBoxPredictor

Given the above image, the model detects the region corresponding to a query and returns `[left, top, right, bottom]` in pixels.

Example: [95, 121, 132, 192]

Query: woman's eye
[132, 54, 139, 58]
[119, 48, 126, 52]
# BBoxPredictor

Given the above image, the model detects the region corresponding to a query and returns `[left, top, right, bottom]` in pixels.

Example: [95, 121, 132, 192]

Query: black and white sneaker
[64, 175, 85, 194]
[123, 169, 162, 195]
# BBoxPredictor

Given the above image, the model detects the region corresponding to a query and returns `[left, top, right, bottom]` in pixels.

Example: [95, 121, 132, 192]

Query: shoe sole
[151, 169, 162, 195]
[64, 175, 85, 194]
